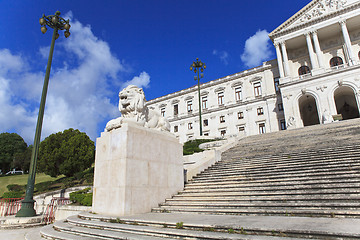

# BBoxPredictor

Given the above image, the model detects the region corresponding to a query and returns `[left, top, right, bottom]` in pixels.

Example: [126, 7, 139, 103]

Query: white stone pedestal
[92, 123, 184, 216]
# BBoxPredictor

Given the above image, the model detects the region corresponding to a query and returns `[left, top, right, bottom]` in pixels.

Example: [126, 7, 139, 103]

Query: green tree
[38, 128, 95, 177]
[12, 145, 32, 172]
[0, 133, 27, 172]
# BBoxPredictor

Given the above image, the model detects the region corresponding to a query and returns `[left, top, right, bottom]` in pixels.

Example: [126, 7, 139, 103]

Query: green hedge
[69, 187, 92, 206]
[183, 139, 217, 155]
[2, 191, 23, 199]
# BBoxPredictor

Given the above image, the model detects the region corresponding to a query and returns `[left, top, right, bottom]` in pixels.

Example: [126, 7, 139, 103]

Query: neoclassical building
[146, 0, 360, 143]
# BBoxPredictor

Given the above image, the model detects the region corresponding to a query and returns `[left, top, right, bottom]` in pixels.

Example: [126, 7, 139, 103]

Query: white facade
[146, 0, 360, 143]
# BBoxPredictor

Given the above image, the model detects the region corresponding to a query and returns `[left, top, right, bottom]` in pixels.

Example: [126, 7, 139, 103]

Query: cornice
[270, 1, 360, 40]
[279, 64, 360, 88]
[146, 62, 275, 106]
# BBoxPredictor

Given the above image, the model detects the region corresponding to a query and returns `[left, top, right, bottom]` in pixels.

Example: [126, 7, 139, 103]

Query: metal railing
[42, 197, 71, 224]
[0, 198, 24, 216]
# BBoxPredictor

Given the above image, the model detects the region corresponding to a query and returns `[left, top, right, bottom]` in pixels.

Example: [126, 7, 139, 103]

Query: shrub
[176, 222, 184, 229]
[7, 184, 25, 192]
[69, 188, 92, 206]
[2, 191, 23, 199]
[183, 139, 217, 155]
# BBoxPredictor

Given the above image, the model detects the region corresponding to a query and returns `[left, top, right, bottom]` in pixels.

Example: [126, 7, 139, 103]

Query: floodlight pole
[16, 11, 71, 217]
[190, 58, 206, 136]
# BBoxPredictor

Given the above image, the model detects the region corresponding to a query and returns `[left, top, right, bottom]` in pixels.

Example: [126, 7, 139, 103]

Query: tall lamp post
[190, 58, 206, 136]
[16, 11, 70, 217]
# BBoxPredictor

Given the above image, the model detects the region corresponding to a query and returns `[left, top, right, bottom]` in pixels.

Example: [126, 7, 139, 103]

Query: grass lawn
[0, 173, 61, 197]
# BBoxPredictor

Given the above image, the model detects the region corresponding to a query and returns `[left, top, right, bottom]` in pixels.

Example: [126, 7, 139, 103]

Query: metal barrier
[0, 198, 24, 216]
[42, 197, 71, 224]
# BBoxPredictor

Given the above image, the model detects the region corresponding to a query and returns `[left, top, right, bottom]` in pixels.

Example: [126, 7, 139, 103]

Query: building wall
[147, 61, 285, 143]
[147, 0, 360, 143]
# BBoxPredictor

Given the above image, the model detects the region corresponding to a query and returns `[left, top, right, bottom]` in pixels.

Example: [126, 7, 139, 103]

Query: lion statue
[105, 85, 170, 132]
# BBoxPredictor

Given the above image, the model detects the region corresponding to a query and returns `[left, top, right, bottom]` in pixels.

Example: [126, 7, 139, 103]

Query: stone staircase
[26, 118, 360, 239]
[152, 118, 360, 218]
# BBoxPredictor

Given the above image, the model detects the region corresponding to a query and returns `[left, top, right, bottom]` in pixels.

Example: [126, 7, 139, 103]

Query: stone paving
[0, 227, 42, 240]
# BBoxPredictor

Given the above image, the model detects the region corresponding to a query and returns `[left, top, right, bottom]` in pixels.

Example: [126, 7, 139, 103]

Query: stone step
[159, 202, 360, 209]
[215, 154, 360, 170]
[180, 183, 360, 194]
[54, 220, 165, 240]
[200, 165, 360, 180]
[78, 211, 360, 239]
[191, 169, 360, 182]
[174, 188, 360, 197]
[188, 173, 360, 186]
[167, 194, 360, 202]
[222, 146, 360, 160]
[152, 207, 360, 218]
[198, 164, 360, 178]
[64, 215, 281, 240]
[39, 224, 100, 240]
[185, 177, 360, 189]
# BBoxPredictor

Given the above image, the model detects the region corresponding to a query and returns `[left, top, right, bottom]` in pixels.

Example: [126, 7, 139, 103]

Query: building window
[280, 119, 286, 130]
[203, 119, 208, 127]
[218, 92, 224, 105]
[257, 107, 264, 115]
[278, 103, 284, 111]
[254, 82, 262, 97]
[173, 104, 178, 116]
[187, 101, 193, 113]
[235, 87, 242, 101]
[274, 78, 280, 93]
[298, 66, 310, 76]
[238, 111, 244, 119]
[238, 126, 245, 132]
[259, 123, 266, 134]
[174, 125, 178, 132]
[161, 108, 165, 117]
[202, 96, 208, 109]
[188, 122, 193, 130]
[220, 130, 226, 137]
[220, 115, 225, 123]
[203, 132, 209, 136]
[330, 56, 343, 67]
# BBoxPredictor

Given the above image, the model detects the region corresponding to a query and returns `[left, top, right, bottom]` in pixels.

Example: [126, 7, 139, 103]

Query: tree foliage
[38, 128, 95, 177]
[0, 133, 27, 172]
[12, 145, 32, 172]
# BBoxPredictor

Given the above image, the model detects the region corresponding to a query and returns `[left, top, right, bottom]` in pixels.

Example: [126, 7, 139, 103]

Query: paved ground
[0, 226, 42, 240]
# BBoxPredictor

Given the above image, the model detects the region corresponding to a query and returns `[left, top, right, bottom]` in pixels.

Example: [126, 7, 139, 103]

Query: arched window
[298, 66, 310, 76]
[330, 56, 343, 67]
[358, 51, 360, 60]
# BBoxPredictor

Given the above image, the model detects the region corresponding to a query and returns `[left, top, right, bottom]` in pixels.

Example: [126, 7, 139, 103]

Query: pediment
[270, 0, 355, 39]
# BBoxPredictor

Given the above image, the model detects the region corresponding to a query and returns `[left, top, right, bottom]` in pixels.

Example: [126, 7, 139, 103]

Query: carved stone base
[92, 123, 183, 216]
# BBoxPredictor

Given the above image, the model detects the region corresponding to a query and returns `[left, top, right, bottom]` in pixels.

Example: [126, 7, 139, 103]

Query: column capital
[304, 32, 312, 37]
[339, 19, 347, 26]
[310, 30, 318, 36]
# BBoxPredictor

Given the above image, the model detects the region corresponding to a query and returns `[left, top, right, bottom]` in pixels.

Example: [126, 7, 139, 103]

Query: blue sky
[0, 0, 310, 143]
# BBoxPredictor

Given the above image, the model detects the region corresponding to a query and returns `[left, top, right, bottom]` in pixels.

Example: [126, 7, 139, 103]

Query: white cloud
[121, 71, 150, 89]
[241, 30, 273, 68]
[213, 50, 229, 65]
[0, 14, 150, 143]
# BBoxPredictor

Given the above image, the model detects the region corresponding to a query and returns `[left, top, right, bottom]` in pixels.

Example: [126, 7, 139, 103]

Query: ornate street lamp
[16, 11, 71, 217]
[190, 58, 206, 136]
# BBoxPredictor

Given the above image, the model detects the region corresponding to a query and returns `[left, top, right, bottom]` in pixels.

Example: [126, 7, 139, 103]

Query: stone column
[274, 42, 285, 78]
[305, 32, 318, 69]
[280, 41, 290, 77]
[311, 31, 325, 68]
[340, 20, 356, 65]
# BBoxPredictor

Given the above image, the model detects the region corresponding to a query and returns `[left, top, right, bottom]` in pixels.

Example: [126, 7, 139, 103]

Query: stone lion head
[118, 85, 146, 116]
